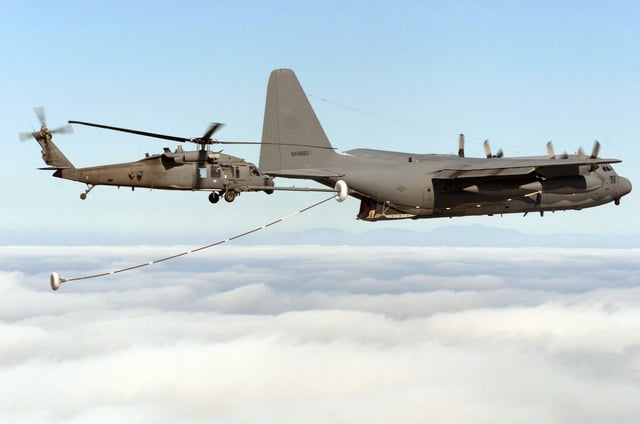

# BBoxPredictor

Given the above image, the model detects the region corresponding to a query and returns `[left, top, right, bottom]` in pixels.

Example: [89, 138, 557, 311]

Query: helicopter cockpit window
[199, 167, 207, 178]
[211, 167, 221, 178]
[249, 165, 261, 176]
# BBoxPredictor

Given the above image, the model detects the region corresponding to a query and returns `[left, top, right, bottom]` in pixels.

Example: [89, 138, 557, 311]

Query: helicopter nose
[617, 176, 632, 198]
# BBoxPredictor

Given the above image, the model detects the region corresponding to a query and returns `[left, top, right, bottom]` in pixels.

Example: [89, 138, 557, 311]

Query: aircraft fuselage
[311, 152, 632, 221]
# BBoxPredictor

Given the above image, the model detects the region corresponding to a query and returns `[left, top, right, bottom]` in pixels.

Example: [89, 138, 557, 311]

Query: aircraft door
[423, 177, 434, 213]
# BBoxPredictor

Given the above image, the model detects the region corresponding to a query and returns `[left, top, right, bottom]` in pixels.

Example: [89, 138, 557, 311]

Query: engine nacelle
[520, 175, 603, 194]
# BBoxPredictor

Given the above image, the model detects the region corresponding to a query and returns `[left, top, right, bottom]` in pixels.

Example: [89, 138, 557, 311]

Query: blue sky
[2, 1, 638, 244]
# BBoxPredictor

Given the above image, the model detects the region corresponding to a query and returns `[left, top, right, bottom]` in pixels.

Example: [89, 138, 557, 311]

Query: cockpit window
[249, 165, 261, 176]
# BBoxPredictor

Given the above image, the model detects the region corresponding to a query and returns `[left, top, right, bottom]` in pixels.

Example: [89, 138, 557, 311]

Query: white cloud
[1, 245, 640, 423]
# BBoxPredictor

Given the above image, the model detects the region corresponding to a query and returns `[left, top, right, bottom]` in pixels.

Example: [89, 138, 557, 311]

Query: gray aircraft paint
[259, 69, 631, 221]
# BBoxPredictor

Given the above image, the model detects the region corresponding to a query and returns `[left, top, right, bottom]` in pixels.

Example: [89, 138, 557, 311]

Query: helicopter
[20, 107, 281, 204]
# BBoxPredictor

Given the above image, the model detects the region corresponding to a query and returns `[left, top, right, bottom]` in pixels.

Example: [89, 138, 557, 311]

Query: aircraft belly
[346, 167, 434, 210]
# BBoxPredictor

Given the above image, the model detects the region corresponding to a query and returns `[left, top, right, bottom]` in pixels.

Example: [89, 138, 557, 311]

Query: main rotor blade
[200, 122, 224, 142]
[69, 120, 336, 150]
[34, 107, 46, 127]
[69, 120, 189, 143]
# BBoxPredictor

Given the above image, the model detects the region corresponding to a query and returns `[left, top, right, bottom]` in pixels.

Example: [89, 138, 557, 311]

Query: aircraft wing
[438, 158, 621, 179]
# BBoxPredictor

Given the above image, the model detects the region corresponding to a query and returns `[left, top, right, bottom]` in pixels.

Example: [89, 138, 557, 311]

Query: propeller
[576, 141, 600, 159]
[546, 141, 556, 159]
[483, 139, 503, 158]
[68, 120, 336, 150]
[590, 140, 600, 159]
[578, 147, 587, 159]
[20, 107, 73, 142]
[458, 134, 465, 157]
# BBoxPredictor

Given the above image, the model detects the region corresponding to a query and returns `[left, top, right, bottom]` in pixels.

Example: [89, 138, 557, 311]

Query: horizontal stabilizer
[38, 166, 71, 170]
[266, 168, 345, 178]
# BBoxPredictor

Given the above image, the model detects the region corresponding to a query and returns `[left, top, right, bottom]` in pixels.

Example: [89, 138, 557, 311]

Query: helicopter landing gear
[224, 191, 236, 203]
[209, 192, 220, 204]
[80, 185, 95, 200]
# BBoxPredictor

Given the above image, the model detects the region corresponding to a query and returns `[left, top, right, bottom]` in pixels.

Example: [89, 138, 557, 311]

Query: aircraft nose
[617, 176, 632, 198]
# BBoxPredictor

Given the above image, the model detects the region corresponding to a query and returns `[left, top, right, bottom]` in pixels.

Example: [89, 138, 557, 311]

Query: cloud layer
[1, 245, 640, 423]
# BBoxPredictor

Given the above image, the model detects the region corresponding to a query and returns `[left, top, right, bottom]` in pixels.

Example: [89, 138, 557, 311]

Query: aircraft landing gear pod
[335, 180, 348, 202]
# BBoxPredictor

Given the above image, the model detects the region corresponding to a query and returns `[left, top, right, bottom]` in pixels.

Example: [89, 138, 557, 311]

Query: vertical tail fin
[259, 69, 337, 173]
[21, 108, 75, 169]
[34, 132, 75, 169]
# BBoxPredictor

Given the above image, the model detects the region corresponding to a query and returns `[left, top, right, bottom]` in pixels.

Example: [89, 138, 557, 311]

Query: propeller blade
[52, 124, 73, 135]
[200, 122, 224, 142]
[577, 147, 587, 159]
[546, 141, 555, 159]
[590, 140, 600, 159]
[458, 134, 465, 157]
[34, 106, 46, 127]
[19, 132, 35, 142]
[69, 120, 189, 143]
[483, 140, 492, 158]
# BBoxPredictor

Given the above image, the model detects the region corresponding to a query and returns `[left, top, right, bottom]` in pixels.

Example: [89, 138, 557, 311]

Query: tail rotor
[19, 107, 73, 142]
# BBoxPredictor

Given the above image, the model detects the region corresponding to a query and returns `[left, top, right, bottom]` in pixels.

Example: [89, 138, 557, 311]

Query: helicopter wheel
[80, 184, 94, 200]
[224, 191, 236, 203]
[209, 192, 220, 204]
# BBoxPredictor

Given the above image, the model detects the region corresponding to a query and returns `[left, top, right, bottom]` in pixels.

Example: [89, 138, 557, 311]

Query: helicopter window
[199, 167, 207, 178]
[249, 165, 261, 176]
[235, 167, 240, 179]
[211, 167, 221, 178]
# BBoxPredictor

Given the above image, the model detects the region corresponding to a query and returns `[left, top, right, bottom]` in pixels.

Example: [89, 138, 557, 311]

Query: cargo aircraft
[258, 69, 631, 220]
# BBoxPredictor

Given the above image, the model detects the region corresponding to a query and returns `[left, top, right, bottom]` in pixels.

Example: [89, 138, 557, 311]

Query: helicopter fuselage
[52, 146, 274, 201]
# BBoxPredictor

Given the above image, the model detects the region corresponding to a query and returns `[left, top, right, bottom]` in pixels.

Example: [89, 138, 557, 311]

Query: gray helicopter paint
[53, 150, 269, 192]
[23, 110, 274, 203]
[259, 69, 631, 221]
